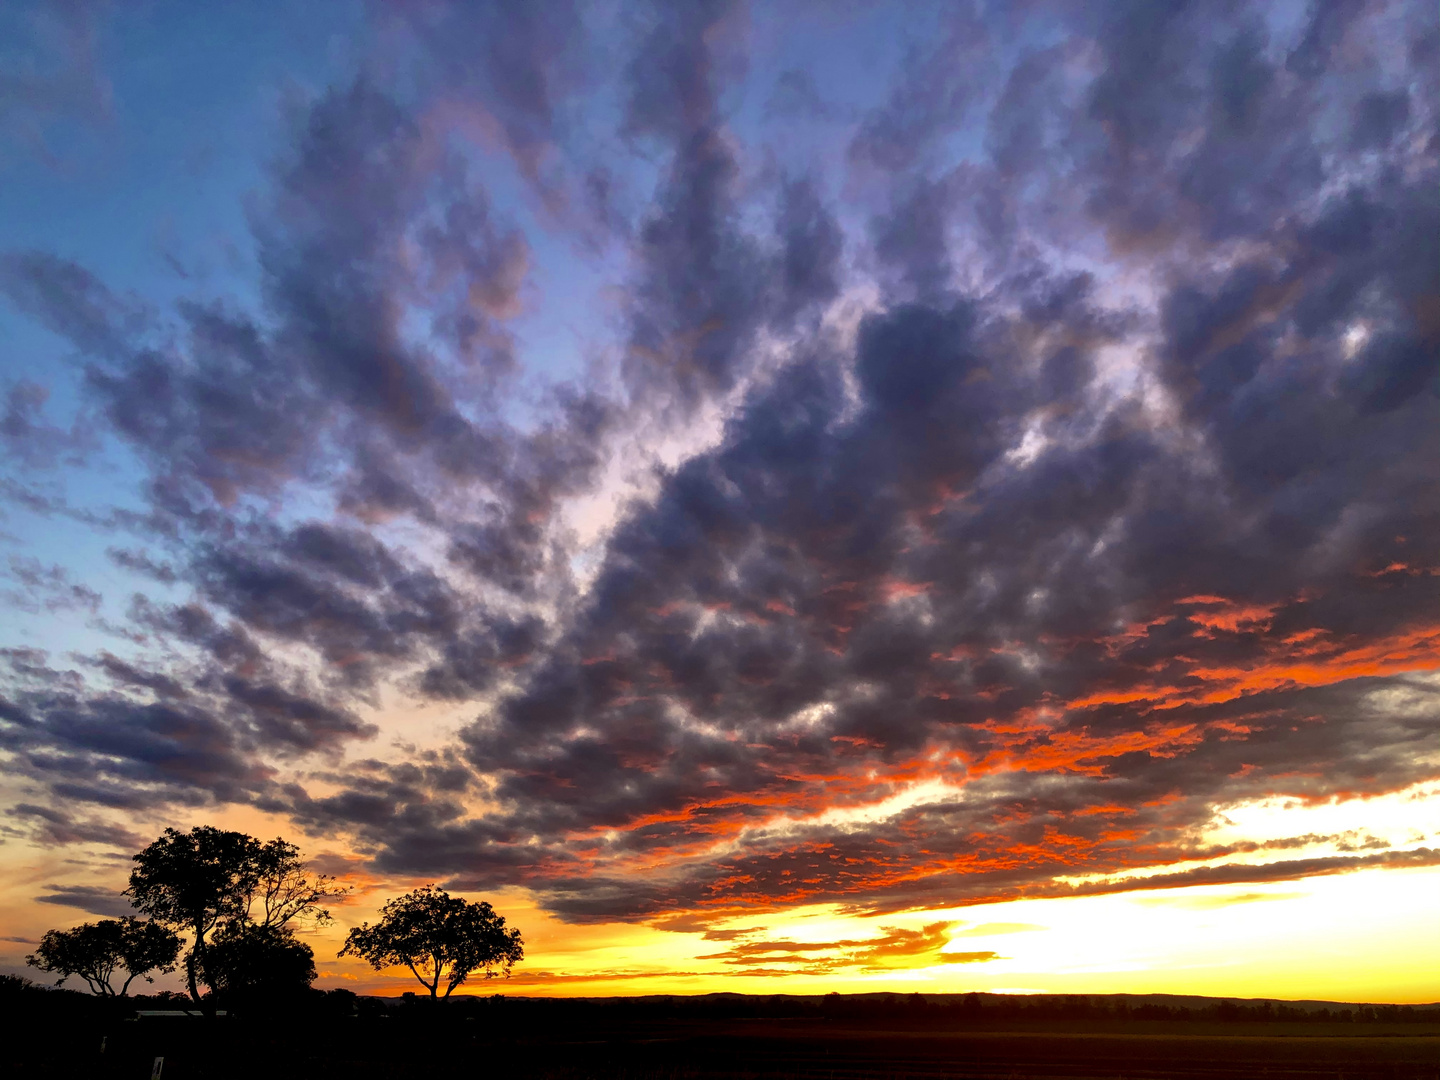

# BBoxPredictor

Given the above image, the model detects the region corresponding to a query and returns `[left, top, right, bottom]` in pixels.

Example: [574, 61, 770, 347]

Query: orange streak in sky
[1069, 597, 1440, 711]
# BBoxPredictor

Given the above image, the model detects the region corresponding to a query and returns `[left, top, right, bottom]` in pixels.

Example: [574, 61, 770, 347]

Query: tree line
[26, 825, 522, 1010]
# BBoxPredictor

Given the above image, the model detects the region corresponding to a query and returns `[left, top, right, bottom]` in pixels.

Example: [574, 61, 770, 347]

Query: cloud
[695, 920, 995, 975]
[0, 0, 1436, 935]
[7, 803, 144, 849]
[3, 556, 101, 614]
[847, 5, 993, 174]
[937, 951, 1002, 965]
[379, 0, 582, 216]
[35, 884, 134, 919]
[618, 1, 772, 414]
[0, 380, 96, 467]
[1051, 848, 1440, 903]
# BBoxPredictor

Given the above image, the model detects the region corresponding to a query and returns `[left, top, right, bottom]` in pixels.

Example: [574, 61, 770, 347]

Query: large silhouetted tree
[127, 826, 344, 1010]
[26, 917, 182, 996]
[340, 886, 523, 997]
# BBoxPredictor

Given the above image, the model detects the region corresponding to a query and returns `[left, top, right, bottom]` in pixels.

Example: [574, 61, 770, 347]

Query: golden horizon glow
[301, 866, 1440, 1003]
[4, 790, 1436, 1005]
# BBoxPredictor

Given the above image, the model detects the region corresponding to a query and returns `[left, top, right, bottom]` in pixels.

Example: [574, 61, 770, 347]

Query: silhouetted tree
[25, 917, 182, 996]
[198, 923, 317, 1010]
[127, 826, 345, 1009]
[340, 885, 523, 998]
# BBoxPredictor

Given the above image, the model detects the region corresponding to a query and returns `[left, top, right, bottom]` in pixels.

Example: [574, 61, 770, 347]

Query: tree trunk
[186, 952, 203, 1008]
[188, 926, 215, 1018]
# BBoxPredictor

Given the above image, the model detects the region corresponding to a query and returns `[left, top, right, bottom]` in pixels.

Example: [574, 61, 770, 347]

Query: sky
[0, 0, 1437, 1003]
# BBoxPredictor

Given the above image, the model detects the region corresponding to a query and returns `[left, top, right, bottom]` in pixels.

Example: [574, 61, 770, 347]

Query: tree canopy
[340, 886, 523, 997]
[25, 918, 182, 996]
[126, 825, 345, 1007]
[198, 922, 317, 1009]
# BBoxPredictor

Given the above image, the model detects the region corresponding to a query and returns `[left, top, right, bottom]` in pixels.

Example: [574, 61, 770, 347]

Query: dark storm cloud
[219, 677, 375, 754]
[0, 614, 373, 812]
[0, 0, 1436, 926]
[190, 538, 455, 682]
[89, 653, 188, 701]
[260, 81, 471, 447]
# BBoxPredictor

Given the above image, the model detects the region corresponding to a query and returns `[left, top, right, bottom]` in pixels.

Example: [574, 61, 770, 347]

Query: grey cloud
[0, 380, 96, 467]
[106, 547, 177, 585]
[847, 4, 993, 173]
[1349, 90, 1411, 151]
[775, 178, 844, 321]
[1053, 848, 1440, 902]
[8, 802, 144, 849]
[0, 0, 1435, 928]
[872, 176, 959, 300]
[219, 676, 376, 754]
[4, 556, 101, 615]
[1286, 0, 1366, 79]
[0, 250, 140, 360]
[384, 0, 580, 213]
[35, 883, 133, 919]
[618, 0, 773, 413]
[0, 693, 268, 807]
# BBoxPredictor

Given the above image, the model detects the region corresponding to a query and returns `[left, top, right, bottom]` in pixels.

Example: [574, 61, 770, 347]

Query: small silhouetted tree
[26, 918, 182, 996]
[127, 826, 345, 1010]
[340, 886, 523, 998]
[198, 923, 316, 1010]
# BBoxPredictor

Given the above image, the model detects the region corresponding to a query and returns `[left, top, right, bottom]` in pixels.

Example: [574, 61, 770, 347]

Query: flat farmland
[475, 1020, 1440, 1080]
[16, 994, 1439, 1079]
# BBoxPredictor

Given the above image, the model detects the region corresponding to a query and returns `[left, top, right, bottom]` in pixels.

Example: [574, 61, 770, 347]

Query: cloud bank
[1, 0, 1436, 930]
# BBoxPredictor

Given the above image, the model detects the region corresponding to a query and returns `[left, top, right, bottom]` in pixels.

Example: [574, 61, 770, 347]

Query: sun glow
[308, 866, 1440, 1002]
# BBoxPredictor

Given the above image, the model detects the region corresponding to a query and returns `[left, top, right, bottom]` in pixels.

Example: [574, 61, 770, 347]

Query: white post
[150, 1055, 165, 1078]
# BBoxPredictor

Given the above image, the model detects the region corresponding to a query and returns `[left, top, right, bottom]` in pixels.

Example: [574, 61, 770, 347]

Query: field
[89, 1018, 1440, 1080]
[486, 1020, 1440, 1079]
[12, 986, 1439, 1079]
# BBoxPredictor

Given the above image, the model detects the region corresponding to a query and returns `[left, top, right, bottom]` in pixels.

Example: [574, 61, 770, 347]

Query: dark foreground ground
[9, 982, 1438, 1079]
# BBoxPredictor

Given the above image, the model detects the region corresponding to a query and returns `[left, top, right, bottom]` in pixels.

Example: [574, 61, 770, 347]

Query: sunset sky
[1, 1, 1437, 1003]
